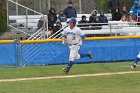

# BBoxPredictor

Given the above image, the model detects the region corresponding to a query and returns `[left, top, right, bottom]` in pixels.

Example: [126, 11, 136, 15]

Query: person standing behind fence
[113, 8, 122, 21]
[108, 0, 120, 21]
[47, 8, 57, 22]
[121, 6, 128, 17]
[64, 0, 77, 18]
[37, 17, 44, 30]
[48, 15, 56, 30]
[57, 9, 67, 22]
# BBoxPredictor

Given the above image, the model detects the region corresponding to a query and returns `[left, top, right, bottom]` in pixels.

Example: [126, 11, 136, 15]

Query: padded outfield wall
[20, 36, 140, 66]
[0, 40, 19, 67]
[0, 36, 140, 67]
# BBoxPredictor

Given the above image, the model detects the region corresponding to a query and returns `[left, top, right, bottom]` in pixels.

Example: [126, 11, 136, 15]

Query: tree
[94, 0, 134, 13]
[0, 0, 7, 34]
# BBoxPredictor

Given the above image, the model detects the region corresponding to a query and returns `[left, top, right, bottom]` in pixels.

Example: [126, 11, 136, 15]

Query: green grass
[0, 61, 140, 93]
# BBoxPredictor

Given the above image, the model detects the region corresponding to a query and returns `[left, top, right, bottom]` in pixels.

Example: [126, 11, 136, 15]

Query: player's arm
[78, 28, 85, 40]
[61, 30, 67, 44]
[81, 34, 86, 40]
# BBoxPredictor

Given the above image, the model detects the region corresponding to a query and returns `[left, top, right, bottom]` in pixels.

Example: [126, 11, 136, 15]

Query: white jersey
[63, 26, 84, 45]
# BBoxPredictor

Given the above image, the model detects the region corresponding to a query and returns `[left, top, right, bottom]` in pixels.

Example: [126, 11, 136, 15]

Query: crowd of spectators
[37, 0, 140, 36]
[109, 0, 140, 22]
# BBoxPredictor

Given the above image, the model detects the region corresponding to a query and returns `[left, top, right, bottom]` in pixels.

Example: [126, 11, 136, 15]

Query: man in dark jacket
[108, 0, 120, 20]
[98, 10, 108, 24]
[64, 1, 77, 18]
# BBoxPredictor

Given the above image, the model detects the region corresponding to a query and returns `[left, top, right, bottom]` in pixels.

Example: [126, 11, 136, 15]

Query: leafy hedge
[0, 0, 7, 34]
[0, 10, 7, 33]
[95, 0, 134, 13]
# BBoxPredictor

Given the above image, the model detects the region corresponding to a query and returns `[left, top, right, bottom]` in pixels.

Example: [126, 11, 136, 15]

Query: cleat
[87, 51, 93, 59]
[63, 68, 69, 74]
[131, 64, 136, 69]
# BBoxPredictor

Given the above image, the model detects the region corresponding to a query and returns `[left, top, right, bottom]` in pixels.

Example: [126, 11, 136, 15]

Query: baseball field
[0, 61, 140, 93]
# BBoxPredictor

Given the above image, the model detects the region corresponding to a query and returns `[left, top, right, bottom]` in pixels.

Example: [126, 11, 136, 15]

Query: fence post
[26, 9, 28, 31]
[14, 39, 20, 67]
[109, 23, 112, 36]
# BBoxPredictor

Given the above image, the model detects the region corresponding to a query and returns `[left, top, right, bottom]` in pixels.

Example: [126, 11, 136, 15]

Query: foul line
[0, 71, 140, 82]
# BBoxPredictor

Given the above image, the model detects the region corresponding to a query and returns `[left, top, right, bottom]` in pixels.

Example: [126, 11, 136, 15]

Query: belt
[68, 44, 78, 46]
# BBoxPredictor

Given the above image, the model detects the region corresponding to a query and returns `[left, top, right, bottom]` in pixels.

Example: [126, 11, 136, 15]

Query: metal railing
[7, 0, 48, 40]
[46, 21, 140, 40]
[76, 22, 140, 36]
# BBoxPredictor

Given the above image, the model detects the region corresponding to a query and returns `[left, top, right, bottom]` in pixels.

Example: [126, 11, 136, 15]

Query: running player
[131, 51, 140, 69]
[62, 17, 93, 74]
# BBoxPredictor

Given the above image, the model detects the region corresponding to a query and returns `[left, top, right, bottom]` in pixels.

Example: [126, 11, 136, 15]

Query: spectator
[47, 8, 57, 22]
[120, 15, 127, 22]
[37, 16, 45, 30]
[64, 0, 77, 18]
[121, 6, 128, 17]
[50, 20, 62, 38]
[128, 11, 139, 26]
[78, 15, 89, 30]
[93, 16, 102, 29]
[127, 11, 137, 22]
[89, 10, 97, 23]
[108, 0, 120, 20]
[118, 15, 129, 28]
[57, 9, 67, 22]
[113, 8, 122, 21]
[98, 10, 108, 24]
[78, 15, 88, 24]
[130, 1, 140, 18]
[48, 15, 56, 30]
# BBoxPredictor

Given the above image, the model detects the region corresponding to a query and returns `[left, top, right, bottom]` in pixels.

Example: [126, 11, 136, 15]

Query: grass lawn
[0, 61, 140, 93]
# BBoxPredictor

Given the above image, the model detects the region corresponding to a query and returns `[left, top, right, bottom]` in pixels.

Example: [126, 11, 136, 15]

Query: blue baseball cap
[69, 17, 76, 24]
[134, 1, 139, 6]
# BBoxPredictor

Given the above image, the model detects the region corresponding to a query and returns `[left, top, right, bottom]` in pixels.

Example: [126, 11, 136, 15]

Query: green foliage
[0, 10, 7, 33]
[94, 0, 134, 13]
[0, 62, 137, 79]
[0, 62, 140, 93]
[0, 0, 7, 33]
[95, 0, 109, 13]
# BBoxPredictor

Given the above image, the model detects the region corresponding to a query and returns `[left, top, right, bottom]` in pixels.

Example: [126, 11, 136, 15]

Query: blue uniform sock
[66, 61, 73, 72]
[68, 61, 73, 67]
[80, 54, 88, 58]
[134, 57, 139, 65]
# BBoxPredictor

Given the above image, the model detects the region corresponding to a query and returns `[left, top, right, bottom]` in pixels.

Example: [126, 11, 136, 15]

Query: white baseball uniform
[137, 51, 140, 58]
[63, 26, 84, 61]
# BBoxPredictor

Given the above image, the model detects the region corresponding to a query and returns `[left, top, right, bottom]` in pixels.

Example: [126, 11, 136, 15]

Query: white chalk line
[0, 71, 140, 83]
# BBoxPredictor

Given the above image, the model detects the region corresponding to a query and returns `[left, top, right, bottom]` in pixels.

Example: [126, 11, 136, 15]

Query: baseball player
[131, 51, 140, 69]
[62, 17, 93, 74]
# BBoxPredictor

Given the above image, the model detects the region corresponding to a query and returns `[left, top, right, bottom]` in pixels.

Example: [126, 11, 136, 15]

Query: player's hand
[62, 40, 66, 45]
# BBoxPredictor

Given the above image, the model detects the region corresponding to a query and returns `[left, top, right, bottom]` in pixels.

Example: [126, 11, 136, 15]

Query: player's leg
[80, 51, 93, 59]
[74, 45, 93, 59]
[131, 51, 140, 69]
[63, 45, 77, 73]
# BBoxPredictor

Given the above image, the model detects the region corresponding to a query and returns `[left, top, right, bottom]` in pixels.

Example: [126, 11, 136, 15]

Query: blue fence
[0, 38, 140, 67]
[20, 38, 140, 65]
[0, 40, 18, 67]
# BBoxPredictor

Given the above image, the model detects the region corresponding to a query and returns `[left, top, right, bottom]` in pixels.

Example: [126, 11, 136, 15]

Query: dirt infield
[0, 71, 140, 82]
